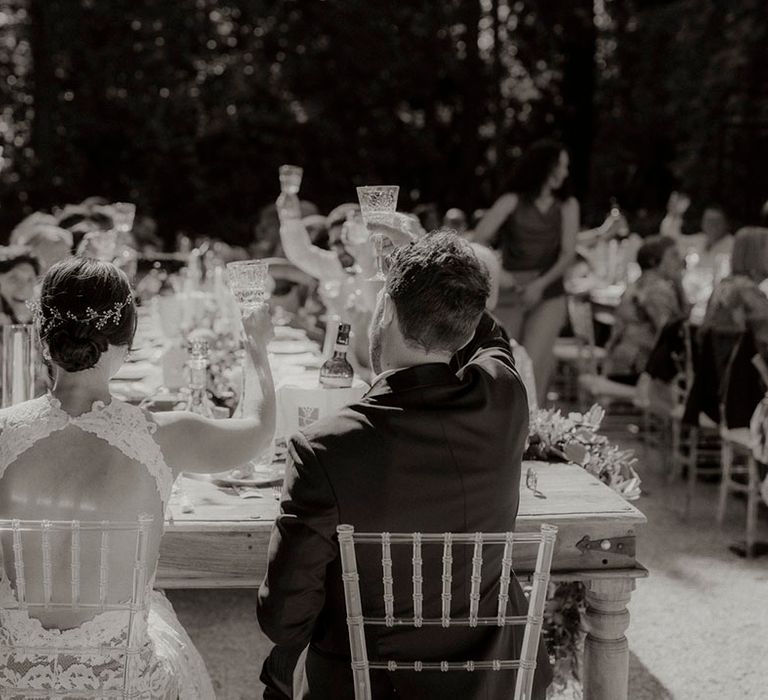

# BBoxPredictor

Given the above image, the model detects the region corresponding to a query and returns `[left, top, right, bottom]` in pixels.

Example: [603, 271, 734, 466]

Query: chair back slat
[496, 531, 514, 625]
[338, 524, 558, 700]
[338, 525, 372, 700]
[99, 524, 111, 611]
[440, 533, 453, 627]
[412, 533, 423, 628]
[515, 524, 557, 700]
[0, 517, 155, 699]
[41, 520, 53, 610]
[468, 533, 484, 627]
[71, 521, 81, 608]
[123, 515, 153, 692]
[380, 532, 394, 627]
[10, 520, 26, 609]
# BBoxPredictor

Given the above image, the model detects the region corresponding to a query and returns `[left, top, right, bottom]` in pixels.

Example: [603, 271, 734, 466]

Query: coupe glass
[226, 260, 270, 313]
[356, 185, 399, 281]
[279, 165, 303, 195]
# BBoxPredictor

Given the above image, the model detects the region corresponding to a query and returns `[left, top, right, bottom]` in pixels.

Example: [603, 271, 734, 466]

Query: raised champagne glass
[112, 202, 137, 235]
[277, 165, 303, 222]
[356, 185, 399, 281]
[226, 259, 273, 477]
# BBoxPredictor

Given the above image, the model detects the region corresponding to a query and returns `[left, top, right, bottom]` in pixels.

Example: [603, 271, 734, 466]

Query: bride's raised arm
[153, 306, 276, 476]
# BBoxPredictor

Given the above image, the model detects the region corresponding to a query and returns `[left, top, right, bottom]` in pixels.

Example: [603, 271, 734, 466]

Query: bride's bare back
[0, 397, 168, 630]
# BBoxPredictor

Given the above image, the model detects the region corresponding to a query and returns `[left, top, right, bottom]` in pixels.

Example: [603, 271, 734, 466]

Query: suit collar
[364, 362, 457, 399]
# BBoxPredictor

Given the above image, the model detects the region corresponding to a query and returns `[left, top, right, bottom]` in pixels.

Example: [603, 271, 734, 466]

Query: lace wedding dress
[0, 393, 216, 699]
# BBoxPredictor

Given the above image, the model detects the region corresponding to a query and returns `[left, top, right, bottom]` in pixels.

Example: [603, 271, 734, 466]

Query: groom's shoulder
[291, 401, 379, 464]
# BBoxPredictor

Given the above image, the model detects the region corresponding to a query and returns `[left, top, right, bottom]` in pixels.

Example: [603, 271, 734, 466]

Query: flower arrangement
[527, 404, 640, 696]
[525, 404, 641, 500]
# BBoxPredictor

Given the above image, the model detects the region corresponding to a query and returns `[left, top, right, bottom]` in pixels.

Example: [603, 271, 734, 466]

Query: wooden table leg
[582, 577, 635, 700]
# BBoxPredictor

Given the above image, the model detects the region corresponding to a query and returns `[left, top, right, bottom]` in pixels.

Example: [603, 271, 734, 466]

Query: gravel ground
[168, 436, 768, 699]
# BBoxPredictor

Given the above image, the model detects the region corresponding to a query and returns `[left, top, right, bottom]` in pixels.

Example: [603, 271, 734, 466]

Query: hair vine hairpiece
[28, 293, 133, 335]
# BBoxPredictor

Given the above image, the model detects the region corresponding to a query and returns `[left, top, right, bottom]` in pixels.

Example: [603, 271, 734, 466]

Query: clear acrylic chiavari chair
[0, 516, 155, 699]
[337, 523, 557, 700]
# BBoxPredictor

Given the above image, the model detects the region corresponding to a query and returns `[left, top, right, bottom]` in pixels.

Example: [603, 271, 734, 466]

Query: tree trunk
[559, 1, 597, 203]
[492, 0, 505, 196]
[28, 0, 55, 206]
[457, 0, 483, 208]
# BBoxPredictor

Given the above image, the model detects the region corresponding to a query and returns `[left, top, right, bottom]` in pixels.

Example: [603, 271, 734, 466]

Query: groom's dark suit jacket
[257, 314, 552, 699]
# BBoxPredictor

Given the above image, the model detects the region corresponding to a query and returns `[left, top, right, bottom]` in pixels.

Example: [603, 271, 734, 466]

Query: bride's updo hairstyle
[36, 257, 137, 373]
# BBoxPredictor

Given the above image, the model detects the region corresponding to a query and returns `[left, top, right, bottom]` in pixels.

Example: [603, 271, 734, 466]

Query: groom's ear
[381, 292, 396, 328]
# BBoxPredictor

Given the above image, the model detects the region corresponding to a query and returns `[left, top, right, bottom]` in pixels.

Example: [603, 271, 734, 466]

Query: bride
[0, 256, 276, 698]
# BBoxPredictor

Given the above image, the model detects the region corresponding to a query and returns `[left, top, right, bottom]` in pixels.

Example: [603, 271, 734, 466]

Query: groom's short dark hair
[386, 229, 490, 353]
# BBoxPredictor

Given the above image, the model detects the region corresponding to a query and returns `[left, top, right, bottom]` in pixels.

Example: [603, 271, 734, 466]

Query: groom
[257, 229, 552, 699]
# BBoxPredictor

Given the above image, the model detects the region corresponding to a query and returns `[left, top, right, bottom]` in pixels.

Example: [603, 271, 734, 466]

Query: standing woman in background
[472, 140, 578, 403]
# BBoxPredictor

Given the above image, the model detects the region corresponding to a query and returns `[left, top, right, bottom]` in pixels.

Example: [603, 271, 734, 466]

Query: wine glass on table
[356, 185, 399, 281]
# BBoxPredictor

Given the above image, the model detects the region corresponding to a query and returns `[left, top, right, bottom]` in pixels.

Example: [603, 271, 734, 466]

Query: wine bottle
[319, 323, 353, 388]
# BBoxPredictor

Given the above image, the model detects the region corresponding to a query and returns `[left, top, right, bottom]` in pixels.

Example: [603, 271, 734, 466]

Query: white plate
[268, 340, 316, 355]
[274, 326, 308, 340]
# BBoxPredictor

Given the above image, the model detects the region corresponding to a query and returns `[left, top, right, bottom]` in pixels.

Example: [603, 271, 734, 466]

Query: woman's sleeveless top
[499, 198, 565, 298]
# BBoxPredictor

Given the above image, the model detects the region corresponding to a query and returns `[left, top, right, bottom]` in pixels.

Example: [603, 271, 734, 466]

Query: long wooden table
[158, 461, 647, 700]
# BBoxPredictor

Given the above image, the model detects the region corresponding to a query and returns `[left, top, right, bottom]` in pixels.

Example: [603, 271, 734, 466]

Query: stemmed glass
[279, 165, 303, 194]
[112, 202, 137, 235]
[226, 260, 273, 477]
[277, 165, 303, 222]
[226, 260, 270, 313]
[356, 185, 399, 281]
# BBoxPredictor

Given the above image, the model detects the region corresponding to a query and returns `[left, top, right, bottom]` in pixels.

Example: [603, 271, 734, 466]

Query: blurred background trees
[0, 0, 766, 246]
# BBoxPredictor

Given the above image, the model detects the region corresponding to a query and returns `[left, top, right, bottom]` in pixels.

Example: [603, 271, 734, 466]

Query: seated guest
[303, 213, 330, 249]
[57, 204, 115, 252]
[443, 207, 468, 234]
[659, 191, 691, 242]
[0, 246, 51, 396]
[0, 246, 40, 325]
[254, 204, 285, 259]
[14, 224, 73, 273]
[258, 230, 551, 699]
[603, 235, 687, 385]
[413, 202, 441, 232]
[701, 226, 768, 361]
[678, 205, 733, 271]
[9, 212, 59, 245]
